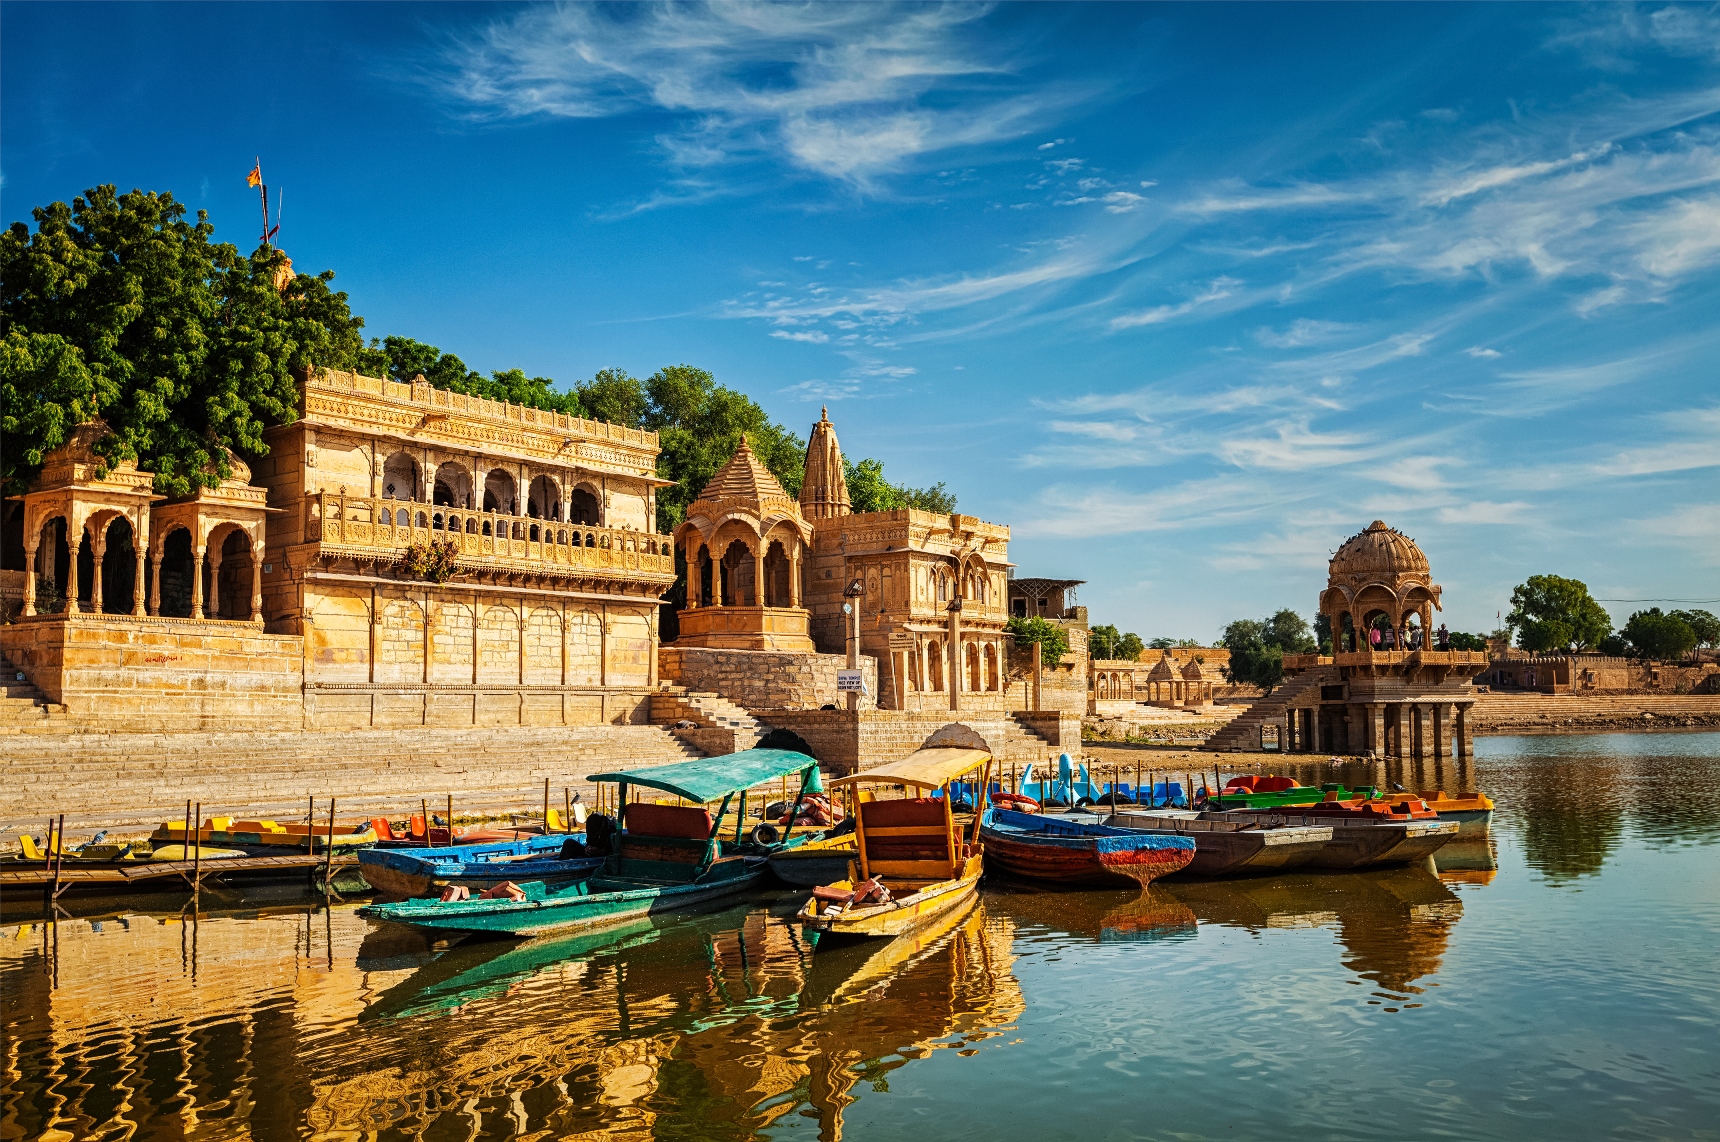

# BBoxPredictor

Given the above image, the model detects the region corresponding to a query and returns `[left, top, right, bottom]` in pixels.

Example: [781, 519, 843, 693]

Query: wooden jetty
[3, 852, 357, 890]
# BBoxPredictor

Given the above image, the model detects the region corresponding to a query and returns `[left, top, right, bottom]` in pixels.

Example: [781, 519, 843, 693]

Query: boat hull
[359, 864, 766, 938]
[980, 810, 1196, 887]
[357, 834, 596, 899]
[798, 855, 984, 942]
[1106, 812, 1332, 877]
[1216, 812, 1458, 869]
[767, 835, 857, 887]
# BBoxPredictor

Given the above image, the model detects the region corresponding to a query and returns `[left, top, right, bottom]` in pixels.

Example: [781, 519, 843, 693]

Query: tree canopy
[1219, 609, 1317, 693]
[1670, 609, 1719, 649]
[1506, 574, 1612, 652]
[1005, 615, 1070, 666]
[1090, 624, 1144, 661]
[1148, 636, 1204, 650]
[1620, 608, 1698, 661]
[3, 185, 960, 532]
[2, 185, 373, 497]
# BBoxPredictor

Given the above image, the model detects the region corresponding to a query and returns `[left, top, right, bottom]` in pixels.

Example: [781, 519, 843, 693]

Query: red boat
[979, 808, 1196, 887]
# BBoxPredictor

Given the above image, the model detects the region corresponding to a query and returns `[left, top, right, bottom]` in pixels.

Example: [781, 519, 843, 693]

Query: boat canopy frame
[586, 748, 819, 805]
[827, 748, 992, 792]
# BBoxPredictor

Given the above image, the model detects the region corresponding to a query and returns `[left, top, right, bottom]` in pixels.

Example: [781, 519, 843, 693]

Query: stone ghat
[1469, 693, 1720, 734]
[2, 724, 704, 836]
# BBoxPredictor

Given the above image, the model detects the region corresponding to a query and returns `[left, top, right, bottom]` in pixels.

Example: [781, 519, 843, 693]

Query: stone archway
[921, 722, 992, 753]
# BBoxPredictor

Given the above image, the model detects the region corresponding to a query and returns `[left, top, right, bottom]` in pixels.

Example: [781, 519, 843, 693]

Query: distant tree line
[1507, 574, 1715, 660]
[1, 184, 955, 534]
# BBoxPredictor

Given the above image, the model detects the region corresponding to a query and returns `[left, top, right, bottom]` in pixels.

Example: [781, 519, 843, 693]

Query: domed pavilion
[1214, 520, 1490, 759]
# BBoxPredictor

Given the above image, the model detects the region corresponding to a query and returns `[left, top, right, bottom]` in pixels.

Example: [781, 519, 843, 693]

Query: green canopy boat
[1209, 776, 1381, 810]
[360, 749, 823, 939]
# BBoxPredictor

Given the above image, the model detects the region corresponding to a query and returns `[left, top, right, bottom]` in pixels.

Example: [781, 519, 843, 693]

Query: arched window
[557, 529, 567, 545]
[433, 462, 470, 508]
[527, 475, 559, 521]
[382, 452, 419, 501]
[432, 512, 444, 531]
[585, 532, 596, 548]
[415, 512, 428, 529]
[567, 487, 601, 526]
[483, 469, 517, 515]
[379, 507, 392, 527]
[466, 518, 477, 534]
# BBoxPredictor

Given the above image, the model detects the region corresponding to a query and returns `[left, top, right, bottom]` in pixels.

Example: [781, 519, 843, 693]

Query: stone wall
[660, 645, 878, 710]
[303, 686, 652, 729]
[1483, 654, 1720, 695]
[0, 613, 304, 731]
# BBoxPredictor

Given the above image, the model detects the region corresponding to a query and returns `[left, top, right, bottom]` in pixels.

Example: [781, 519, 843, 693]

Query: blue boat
[357, 832, 601, 899]
[979, 807, 1197, 887]
[1017, 757, 1190, 809]
[359, 749, 824, 939]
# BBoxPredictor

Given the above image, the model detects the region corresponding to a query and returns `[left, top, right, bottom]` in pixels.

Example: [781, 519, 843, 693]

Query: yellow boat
[796, 746, 992, 944]
[150, 816, 378, 854]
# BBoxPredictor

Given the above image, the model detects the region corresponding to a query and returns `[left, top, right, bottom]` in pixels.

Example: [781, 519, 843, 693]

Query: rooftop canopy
[587, 748, 818, 805]
[828, 747, 991, 791]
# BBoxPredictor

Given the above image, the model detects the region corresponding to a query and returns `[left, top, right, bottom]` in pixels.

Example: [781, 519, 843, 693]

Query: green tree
[1263, 608, 1317, 654]
[2, 185, 374, 497]
[1217, 612, 1314, 694]
[1089, 624, 1143, 660]
[844, 456, 955, 514]
[1448, 631, 1490, 652]
[1006, 615, 1069, 665]
[1670, 609, 1720, 649]
[643, 365, 806, 532]
[1622, 609, 1697, 661]
[1506, 574, 1612, 652]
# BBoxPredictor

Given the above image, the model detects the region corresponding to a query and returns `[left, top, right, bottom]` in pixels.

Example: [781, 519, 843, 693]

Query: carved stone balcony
[304, 493, 675, 582]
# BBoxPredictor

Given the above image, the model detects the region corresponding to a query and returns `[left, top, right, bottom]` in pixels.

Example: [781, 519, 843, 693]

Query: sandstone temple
[1203, 520, 1490, 757]
[0, 371, 1080, 828]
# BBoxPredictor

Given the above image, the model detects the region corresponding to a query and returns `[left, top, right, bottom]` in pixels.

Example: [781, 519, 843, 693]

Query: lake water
[5, 732, 1717, 1141]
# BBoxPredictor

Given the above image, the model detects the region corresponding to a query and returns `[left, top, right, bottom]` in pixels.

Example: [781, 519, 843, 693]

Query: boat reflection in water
[1166, 861, 1465, 998]
[3, 890, 1023, 1139]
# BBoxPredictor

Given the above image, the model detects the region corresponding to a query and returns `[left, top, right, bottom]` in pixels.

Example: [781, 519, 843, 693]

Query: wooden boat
[361, 748, 823, 939]
[797, 748, 995, 943]
[1211, 809, 1458, 869]
[1105, 811, 1333, 877]
[980, 808, 1195, 887]
[357, 833, 601, 898]
[767, 829, 857, 887]
[1209, 776, 1380, 810]
[151, 816, 378, 855]
[1374, 789, 1494, 835]
[13, 834, 248, 866]
[369, 816, 547, 848]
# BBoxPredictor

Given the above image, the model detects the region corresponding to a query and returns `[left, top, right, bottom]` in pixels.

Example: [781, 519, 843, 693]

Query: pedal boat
[357, 832, 601, 899]
[1209, 776, 1380, 810]
[1104, 811, 1332, 877]
[150, 816, 377, 855]
[980, 809, 1196, 887]
[1214, 799, 1458, 869]
[798, 747, 995, 943]
[1374, 789, 1494, 835]
[361, 748, 823, 939]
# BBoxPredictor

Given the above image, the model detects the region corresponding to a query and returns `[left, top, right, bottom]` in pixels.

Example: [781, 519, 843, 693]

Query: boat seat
[1224, 776, 1261, 792]
[369, 816, 400, 841]
[1255, 777, 1298, 793]
[860, 798, 950, 862]
[624, 803, 715, 840]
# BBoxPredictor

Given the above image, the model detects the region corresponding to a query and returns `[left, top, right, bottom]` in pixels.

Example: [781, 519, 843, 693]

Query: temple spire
[799, 406, 850, 520]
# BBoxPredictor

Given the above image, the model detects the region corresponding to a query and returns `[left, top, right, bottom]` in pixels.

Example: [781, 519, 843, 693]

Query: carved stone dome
[1330, 520, 1429, 578]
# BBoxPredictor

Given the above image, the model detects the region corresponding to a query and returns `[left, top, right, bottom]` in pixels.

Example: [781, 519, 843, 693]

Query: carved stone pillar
[1455, 703, 1471, 759]
[948, 605, 962, 713]
[22, 538, 39, 617]
[250, 547, 263, 622]
[789, 545, 801, 607]
[132, 531, 148, 617]
[191, 543, 207, 620]
[87, 528, 107, 614]
[147, 539, 162, 616]
[684, 539, 699, 610]
[1432, 703, 1448, 759]
[1369, 703, 1386, 757]
[753, 545, 766, 608]
[208, 548, 225, 620]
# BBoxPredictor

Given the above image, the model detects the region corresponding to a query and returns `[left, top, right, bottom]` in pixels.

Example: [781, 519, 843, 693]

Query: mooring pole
[421, 798, 430, 848]
[192, 801, 202, 899]
[543, 777, 551, 834]
[323, 797, 336, 895]
[49, 814, 65, 904]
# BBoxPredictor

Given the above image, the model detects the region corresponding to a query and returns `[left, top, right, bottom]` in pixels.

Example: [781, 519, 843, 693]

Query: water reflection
[2, 894, 1022, 1140]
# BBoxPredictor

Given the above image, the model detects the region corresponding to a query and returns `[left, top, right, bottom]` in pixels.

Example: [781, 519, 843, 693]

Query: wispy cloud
[1110, 277, 1238, 330]
[439, 2, 1092, 189]
[770, 329, 829, 343]
[1254, 319, 1354, 349]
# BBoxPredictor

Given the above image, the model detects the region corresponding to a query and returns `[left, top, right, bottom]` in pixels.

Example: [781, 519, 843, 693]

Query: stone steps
[0, 651, 71, 731]
[1202, 670, 1334, 752]
[0, 724, 707, 834]
[651, 686, 767, 748]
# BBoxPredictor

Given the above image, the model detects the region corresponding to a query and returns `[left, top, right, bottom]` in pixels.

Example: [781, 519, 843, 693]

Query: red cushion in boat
[861, 798, 947, 828]
[1255, 777, 1298, 793]
[625, 803, 715, 839]
[1224, 775, 1260, 792]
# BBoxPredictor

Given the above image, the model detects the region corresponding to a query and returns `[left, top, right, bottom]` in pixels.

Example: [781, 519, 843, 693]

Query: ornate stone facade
[258, 367, 678, 727]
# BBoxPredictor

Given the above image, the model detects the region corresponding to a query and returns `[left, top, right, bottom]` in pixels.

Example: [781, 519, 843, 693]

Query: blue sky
[6, 2, 1718, 640]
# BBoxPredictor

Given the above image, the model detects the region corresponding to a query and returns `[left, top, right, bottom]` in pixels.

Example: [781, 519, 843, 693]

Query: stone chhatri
[798, 406, 851, 521]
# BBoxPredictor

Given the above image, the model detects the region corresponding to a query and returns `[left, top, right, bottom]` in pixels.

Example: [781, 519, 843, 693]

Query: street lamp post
[843, 577, 864, 712]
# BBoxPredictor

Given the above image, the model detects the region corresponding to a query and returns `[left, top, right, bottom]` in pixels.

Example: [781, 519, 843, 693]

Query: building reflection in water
[1, 895, 1023, 1140]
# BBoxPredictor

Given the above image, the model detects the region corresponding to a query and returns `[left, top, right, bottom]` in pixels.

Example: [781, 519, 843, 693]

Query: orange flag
[246, 163, 262, 187]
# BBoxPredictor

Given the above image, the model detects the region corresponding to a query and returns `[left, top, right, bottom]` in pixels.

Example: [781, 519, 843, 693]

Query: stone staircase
[0, 653, 70, 734]
[651, 685, 768, 749]
[1201, 668, 1334, 753]
[1, 724, 707, 835]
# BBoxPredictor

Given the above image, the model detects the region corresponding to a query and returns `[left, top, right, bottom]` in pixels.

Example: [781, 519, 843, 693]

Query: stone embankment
[1468, 693, 1720, 735]
[3, 725, 705, 838]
